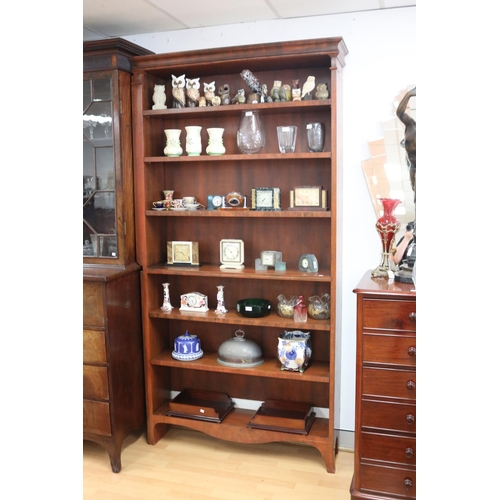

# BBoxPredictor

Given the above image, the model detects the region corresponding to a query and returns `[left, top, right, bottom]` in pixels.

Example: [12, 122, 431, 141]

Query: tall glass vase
[371, 198, 401, 278]
[236, 110, 265, 154]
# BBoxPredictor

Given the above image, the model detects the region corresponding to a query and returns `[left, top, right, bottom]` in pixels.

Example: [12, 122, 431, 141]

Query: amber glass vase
[371, 198, 401, 277]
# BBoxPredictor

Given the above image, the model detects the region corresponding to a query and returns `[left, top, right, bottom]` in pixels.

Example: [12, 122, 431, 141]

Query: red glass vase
[372, 198, 401, 277]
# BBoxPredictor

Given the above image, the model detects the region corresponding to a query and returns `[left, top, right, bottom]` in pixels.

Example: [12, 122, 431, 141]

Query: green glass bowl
[236, 298, 272, 318]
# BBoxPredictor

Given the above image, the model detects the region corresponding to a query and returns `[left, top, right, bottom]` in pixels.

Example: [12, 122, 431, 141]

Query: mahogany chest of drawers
[350, 271, 416, 499]
[83, 265, 144, 472]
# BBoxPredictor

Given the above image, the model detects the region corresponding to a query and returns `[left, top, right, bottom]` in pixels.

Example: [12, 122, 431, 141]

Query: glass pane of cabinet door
[83, 77, 117, 258]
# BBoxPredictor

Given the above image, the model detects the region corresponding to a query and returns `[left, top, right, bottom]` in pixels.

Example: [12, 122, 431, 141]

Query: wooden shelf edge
[145, 152, 331, 162]
[150, 351, 331, 383]
[143, 99, 332, 118]
[146, 263, 332, 282]
[152, 405, 331, 444]
[148, 308, 331, 330]
[145, 209, 331, 218]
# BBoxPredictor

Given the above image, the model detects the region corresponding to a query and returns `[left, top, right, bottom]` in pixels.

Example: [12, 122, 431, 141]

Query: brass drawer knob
[404, 478, 413, 490]
[405, 447, 414, 458]
[408, 346, 416, 357]
[409, 311, 416, 321]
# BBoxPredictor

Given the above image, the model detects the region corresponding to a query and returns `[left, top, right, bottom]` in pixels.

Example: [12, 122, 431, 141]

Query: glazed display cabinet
[351, 272, 416, 498]
[131, 37, 347, 472]
[83, 39, 152, 472]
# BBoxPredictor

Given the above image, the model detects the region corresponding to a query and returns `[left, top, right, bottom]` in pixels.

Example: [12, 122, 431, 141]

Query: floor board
[83, 426, 354, 499]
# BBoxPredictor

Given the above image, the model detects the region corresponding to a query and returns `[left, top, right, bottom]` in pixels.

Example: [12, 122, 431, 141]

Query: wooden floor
[83, 426, 354, 499]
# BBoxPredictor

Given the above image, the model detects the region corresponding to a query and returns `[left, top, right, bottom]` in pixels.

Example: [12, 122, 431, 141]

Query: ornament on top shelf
[261, 83, 272, 103]
[315, 83, 329, 100]
[270, 80, 281, 102]
[279, 83, 292, 102]
[231, 88, 246, 105]
[171, 74, 186, 108]
[152, 84, 167, 110]
[240, 69, 263, 100]
[301, 75, 316, 100]
[218, 84, 231, 105]
[292, 79, 301, 101]
[203, 81, 216, 106]
[186, 77, 201, 107]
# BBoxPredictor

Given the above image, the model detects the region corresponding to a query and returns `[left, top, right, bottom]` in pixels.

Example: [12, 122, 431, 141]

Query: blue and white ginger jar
[277, 330, 311, 373]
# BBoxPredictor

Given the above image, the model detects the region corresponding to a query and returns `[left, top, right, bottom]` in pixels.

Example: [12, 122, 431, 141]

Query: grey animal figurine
[240, 69, 263, 98]
[231, 89, 246, 105]
[218, 84, 231, 105]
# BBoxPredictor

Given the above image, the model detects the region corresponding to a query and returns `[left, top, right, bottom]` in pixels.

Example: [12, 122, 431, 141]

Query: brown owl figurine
[186, 77, 201, 107]
[315, 83, 329, 100]
[171, 74, 186, 108]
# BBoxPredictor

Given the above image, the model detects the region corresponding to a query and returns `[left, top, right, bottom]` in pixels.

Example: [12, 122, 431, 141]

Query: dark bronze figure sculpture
[396, 87, 416, 200]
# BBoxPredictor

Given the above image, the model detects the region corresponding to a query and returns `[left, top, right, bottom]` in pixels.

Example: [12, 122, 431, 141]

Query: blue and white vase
[277, 330, 311, 373]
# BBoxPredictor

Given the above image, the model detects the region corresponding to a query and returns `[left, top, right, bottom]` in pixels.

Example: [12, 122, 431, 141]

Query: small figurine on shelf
[261, 83, 272, 103]
[218, 84, 231, 105]
[161, 283, 173, 312]
[152, 84, 167, 110]
[270, 80, 281, 102]
[231, 89, 246, 105]
[279, 83, 292, 102]
[203, 81, 216, 106]
[291, 79, 301, 101]
[315, 83, 329, 100]
[240, 69, 263, 100]
[301, 75, 316, 100]
[171, 74, 186, 108]
[186, 77, 201, 107]
[215, 285, 228, 314]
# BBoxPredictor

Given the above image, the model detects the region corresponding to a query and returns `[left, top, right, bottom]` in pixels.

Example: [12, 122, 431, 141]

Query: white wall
[124, 7, 417, 435]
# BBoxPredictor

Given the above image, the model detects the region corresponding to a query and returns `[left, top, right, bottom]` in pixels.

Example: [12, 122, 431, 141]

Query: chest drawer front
[363, 333, 416, 366]
[83, 281, 105, 327]
[363, 298, 416, 332]
[83, 365, 109, 400]
[360, 431, 416, 466]
[363, 367, 416, 400]
[83, 330, 107, 364]
[83, 399, 111, 436]
[361, 400, 416, 433]
[359, 463, 416, 498]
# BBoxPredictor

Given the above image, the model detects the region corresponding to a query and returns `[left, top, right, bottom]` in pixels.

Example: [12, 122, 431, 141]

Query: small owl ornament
[186, 77, 201, 107]
[171, 74, 186, 108]
[203, 81, 216, 106]
[315, 83, 329, 100]
[301, 76, 316, 100]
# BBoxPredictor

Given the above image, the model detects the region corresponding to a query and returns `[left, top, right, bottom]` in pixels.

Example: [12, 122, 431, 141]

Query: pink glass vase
[371, 198, 401, 277]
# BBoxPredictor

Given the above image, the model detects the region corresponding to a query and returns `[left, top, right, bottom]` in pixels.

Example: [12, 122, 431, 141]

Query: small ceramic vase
[277, 330, 312, 373]
[215, 285, 228, 314]
[161, 282, 173, 312]
[206, 127, 226, 155]
[164, 129, 183, 157]
[185, 126, 202, 156]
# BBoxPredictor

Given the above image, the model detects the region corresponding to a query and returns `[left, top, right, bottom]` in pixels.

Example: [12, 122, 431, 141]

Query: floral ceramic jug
[277, 330, 311, 373]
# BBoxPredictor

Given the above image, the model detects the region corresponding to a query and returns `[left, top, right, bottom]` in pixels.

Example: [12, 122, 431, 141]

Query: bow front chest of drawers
[350, 271, 416, 499]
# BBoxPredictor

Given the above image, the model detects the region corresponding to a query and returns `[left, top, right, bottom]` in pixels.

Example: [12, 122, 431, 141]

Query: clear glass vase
[237, 110, 265, 154]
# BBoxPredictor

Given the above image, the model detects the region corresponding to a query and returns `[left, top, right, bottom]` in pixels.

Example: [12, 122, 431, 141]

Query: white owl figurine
[301, 75, 316, 100]
[171, 74, 186, 108]
[152, 84, 167, 110]
[203, 81, 216, 106]
[186, 77, 201, 107]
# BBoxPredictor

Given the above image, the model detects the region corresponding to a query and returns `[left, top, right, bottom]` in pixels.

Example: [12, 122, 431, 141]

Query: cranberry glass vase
[371, 198, 401, 277]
